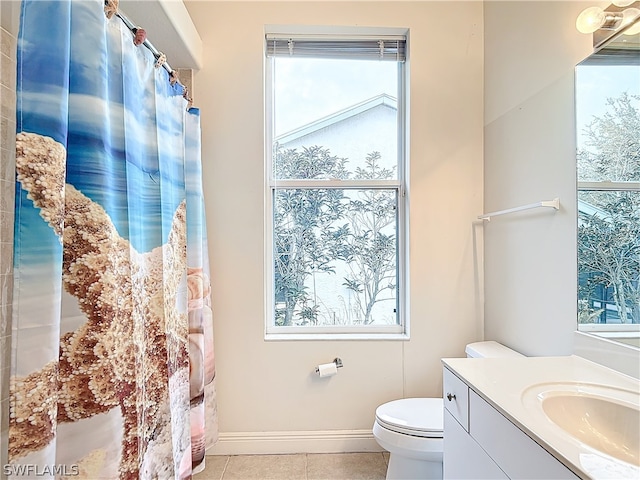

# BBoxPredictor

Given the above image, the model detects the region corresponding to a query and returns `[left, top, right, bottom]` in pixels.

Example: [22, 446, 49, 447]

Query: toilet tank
[465, 341, 524, 358]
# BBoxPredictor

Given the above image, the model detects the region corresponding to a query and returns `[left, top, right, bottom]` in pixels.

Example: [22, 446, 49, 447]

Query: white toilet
[372, 341, 524, 480]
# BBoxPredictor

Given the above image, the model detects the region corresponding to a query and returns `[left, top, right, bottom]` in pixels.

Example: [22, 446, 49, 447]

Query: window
[264, 28, 408, 338]
[575, 42, 640, 328]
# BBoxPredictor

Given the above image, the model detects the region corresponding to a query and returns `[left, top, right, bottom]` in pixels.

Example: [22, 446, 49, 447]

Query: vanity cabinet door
[444, 410, 508, 480]
[469, 391, 579, 480]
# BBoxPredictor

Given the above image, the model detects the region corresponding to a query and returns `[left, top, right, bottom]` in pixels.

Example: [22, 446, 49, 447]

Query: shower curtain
[9, 0, 217, 478]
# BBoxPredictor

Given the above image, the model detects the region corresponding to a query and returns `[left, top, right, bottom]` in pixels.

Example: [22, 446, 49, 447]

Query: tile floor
[194, 452, 390, 480]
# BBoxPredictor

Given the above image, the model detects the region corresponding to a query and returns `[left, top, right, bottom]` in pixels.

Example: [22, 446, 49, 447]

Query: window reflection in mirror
[576, 28, 639, 342]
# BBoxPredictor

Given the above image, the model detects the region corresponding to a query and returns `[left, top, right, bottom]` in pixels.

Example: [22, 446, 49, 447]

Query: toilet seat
[375, 398, 443, 438]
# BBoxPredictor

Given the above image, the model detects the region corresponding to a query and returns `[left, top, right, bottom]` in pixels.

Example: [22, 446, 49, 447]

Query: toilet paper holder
[315, 357, 343, 374]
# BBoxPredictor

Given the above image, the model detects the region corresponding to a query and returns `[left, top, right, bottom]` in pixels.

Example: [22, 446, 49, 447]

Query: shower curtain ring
[104, 0, 118, 19]
[154, 52, 167, 69]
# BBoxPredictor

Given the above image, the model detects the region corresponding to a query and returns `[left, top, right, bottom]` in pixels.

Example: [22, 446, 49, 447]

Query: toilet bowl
[373, 398, 443, 479]
[372, 341, 523, 480]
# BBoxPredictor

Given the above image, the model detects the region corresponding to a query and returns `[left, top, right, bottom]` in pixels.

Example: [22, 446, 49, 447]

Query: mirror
[575, 15, 640, 349]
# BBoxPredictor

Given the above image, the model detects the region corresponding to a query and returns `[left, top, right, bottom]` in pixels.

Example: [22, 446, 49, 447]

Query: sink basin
[522, 383, 640, 467]
[542, 394, 639, 466]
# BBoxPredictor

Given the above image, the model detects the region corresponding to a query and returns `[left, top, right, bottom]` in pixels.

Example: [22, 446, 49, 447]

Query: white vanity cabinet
[443, 366, 579, 480]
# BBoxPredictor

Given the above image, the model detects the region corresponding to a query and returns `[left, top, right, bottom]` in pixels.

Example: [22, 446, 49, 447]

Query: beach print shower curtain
[9, 0, 217, 478]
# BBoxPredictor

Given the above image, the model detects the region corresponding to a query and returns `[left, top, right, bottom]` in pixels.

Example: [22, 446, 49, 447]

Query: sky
[272, 57, 399, 136]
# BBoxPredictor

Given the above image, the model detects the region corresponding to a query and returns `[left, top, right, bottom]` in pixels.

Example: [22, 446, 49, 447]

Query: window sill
[264, 332, 410, 341]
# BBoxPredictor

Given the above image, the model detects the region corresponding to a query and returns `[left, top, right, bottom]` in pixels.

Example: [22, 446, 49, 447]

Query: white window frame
[577, 180, 640, 331]
[264, 26, 410, 340]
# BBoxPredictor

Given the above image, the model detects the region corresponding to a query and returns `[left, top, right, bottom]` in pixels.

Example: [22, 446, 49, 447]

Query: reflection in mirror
[576, 20, 640, 348]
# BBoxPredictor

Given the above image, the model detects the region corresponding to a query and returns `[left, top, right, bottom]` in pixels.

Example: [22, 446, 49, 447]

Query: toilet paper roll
[316, 362, 338, 377]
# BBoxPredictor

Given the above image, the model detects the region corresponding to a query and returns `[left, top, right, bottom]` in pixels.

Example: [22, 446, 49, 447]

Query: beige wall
[185, 1, 484, 451]
[0, 0, 599, 457]
[483, 1, 595, 356]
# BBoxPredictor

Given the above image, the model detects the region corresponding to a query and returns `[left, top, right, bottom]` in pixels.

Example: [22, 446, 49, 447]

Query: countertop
[441, 355, 640, 480]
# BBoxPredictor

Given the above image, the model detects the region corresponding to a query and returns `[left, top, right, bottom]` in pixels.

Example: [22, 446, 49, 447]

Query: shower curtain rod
[110, 4, 194, 106]
[113, 9, 176, 75]
[478, 198, 560, 221]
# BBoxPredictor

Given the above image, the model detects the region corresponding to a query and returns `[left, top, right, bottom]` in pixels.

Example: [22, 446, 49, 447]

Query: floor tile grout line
[219, 454, 230, 480]
[304, 453, 309, 480]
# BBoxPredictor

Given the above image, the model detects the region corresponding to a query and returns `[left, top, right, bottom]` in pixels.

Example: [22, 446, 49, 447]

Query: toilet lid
[375, 398, 443, 438]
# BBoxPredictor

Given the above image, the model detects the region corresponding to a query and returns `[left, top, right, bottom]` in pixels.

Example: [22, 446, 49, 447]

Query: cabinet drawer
[443, 367, 469, 431]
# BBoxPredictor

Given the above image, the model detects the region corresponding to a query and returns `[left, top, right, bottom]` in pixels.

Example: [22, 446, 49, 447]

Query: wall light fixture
[577, 1, 640, 48]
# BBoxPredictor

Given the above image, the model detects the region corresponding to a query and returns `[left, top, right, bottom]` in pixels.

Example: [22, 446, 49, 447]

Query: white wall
[185, 1, 484, 453]
[483, 1, 596, 356]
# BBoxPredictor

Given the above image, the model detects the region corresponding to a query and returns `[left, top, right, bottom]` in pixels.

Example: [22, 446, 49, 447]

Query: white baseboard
[206, 429, 383, 456]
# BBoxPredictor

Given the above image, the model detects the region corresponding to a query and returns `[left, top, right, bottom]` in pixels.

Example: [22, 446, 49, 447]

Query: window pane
[273, 188, 398, 327]
[577, 190, 640, 325]
[272, 57, 399, 180]
[575, 64, 640, 182]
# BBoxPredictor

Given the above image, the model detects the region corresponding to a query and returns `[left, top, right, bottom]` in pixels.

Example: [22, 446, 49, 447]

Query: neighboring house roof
[275, 93, 397, 145]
